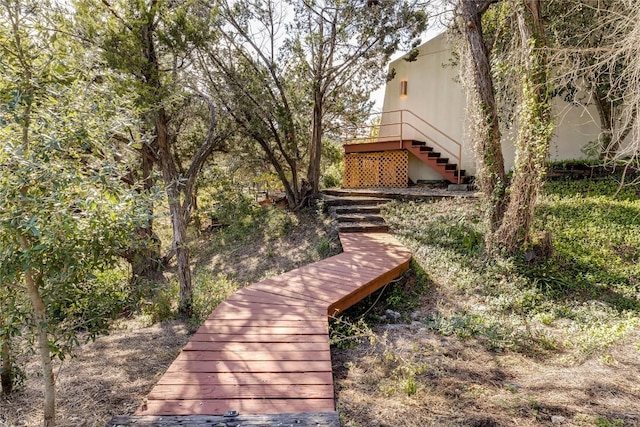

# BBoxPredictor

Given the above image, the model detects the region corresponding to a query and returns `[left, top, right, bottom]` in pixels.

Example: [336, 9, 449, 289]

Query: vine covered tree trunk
[459, 0, 509, 234]
[593, 85, 615, 160]
[493, 0, 554, 252]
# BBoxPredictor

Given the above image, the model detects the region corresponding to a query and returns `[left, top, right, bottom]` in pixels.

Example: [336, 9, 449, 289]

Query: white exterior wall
[381, 33, 602, 179]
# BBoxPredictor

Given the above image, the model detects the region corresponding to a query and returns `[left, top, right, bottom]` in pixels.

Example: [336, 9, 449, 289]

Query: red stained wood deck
[134, 232, 411, 419]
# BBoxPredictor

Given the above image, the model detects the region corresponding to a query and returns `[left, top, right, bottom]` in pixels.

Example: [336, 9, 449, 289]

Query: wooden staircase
[342, 109, 471, 186]
[404, 140, 469, 184]
[342, 139, 469, 185]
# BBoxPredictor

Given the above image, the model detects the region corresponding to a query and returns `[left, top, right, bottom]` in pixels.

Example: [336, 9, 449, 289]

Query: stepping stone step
[333, 205, 382, 215]
[322, 195, 391, 207]
[335, 214, 385, 223]
[337, 222, 389, 233]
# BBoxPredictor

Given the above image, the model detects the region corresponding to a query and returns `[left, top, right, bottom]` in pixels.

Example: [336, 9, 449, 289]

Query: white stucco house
[342, 32, 603, 188]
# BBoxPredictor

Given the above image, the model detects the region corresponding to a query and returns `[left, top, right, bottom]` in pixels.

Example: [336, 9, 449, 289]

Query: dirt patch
[0, 318, 189, 427]
[333, 325, 640, 427]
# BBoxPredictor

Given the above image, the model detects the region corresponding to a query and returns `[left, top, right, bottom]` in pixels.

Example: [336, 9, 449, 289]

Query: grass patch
[381, 177, 640, 361]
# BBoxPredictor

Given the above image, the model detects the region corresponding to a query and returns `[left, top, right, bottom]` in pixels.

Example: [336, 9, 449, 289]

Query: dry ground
[333, 323, 640, 427]
[0, 318, 190, 427]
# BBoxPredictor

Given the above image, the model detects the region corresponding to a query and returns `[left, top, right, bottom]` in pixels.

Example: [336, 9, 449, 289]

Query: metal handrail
[342, 109, 463, 184]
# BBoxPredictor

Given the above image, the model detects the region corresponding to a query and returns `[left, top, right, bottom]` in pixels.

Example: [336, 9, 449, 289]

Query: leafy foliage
[0, 2, 154, 421]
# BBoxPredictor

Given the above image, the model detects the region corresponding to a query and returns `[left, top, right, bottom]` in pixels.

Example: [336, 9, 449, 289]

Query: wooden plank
[330, 252, 403, 268]
[136, 398, 336, 416]
[339, 237, 404, 247]
[189, 333, 328, 343]
[278, 275, 363, 292]
[108, 412, 341, 427]
[343, 140, 401, 154]
[289, 265, 382, 285]
[316, 254, 396, 270]
[339, 231, 402, 243]
[230, 288, 346, 310]
[156, 371, 334, 386]
[339, 236, 411, 254]
[263, 271, 358, 292]
[147, 384, 334, 400]
[164, 360, 330, 374]
[165, 360, 330, 373]
[228, 288, 318, 307]
[175, 350, 332, 362]
[182, 341, 329, 353]
[247, 280, 349, 304]
[247, 280, 337, 301]
[342, 248, 411, 259]
[207, 305, 326, 321]
[197, 318, 328, 328]
[271, 268, 372, 291]
[194, 324, 328, 336]
[212, 300, 326, 315]
[337, 238, 407, 252]
[218, 287, 321, 305]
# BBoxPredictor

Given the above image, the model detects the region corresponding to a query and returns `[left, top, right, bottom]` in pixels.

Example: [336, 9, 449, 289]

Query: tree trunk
[125, 227, 164, 283]
[0, 303, 12, 394]
[131, 144, 164, 282]
[459, 0, 508, 234]
[125, 134, 164, 283]
[307, 90, 323, 195]
[593, 86, 615, 160]
[173, 209, 192, 318]
[493, 0, 553, 252]
[1, 334, 13, 395]
[21, 237, 55, 427]
[138, 12, 193, 318]
[155, 108, 193, 319]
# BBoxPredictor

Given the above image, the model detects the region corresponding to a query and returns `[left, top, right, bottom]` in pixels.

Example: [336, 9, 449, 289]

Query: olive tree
[0, 2, 148, 424]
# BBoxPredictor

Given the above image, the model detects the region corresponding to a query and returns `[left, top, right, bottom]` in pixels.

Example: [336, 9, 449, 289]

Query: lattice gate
[343, 150, 408, 188]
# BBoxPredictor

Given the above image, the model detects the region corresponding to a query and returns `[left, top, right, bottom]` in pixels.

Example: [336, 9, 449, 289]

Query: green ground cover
[379, 177, 640, 360]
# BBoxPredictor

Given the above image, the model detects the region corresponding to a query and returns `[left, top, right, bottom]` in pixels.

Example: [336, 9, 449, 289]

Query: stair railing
[343, 109, 463, 184]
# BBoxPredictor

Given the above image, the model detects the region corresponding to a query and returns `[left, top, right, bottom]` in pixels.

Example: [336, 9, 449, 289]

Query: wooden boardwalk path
[109, 232, 411, 426]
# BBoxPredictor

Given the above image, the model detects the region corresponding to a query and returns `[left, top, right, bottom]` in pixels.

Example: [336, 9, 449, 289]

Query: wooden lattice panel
[343, 150, 408, 188]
